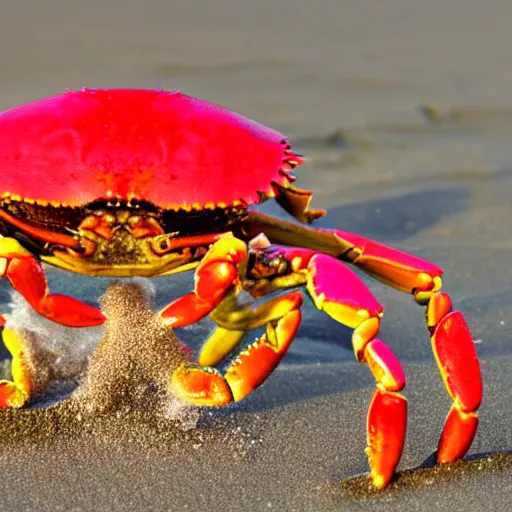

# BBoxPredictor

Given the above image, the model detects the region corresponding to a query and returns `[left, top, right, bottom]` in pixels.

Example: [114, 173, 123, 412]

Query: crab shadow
[337, 449, 512, 498]
[260, 184, 470, 245]
[202, 361, 374, 419]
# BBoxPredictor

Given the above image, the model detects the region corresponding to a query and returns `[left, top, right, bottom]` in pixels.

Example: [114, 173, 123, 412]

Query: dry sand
[1, 0, 512, 510]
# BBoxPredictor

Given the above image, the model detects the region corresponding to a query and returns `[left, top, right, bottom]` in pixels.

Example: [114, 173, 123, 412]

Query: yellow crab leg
[0, 323, 33, 408]
[197, 327, 246, 367]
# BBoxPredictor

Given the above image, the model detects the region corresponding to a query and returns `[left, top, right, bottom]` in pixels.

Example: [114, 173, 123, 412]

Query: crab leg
[307, 253, 408, 489]
[248, 245, 407, 488]
[170, 291, 302, 406]
[159, 236, 248, 327]
[245, 213, 482, 464]
[0, 323, 34, 408]
[244, 211, 443, 292]
[321, 231, 482, 463]
[0, 237, 105, 327]
[423, 291, 481, 462]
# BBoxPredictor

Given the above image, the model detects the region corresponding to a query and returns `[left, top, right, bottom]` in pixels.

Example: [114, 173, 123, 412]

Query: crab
[0, 88, 481, 488]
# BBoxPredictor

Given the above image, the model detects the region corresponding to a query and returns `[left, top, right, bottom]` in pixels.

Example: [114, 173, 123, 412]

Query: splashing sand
[75, 278, 189, 415]
[0, 278, 205, 447]
[2, 293, 104, 400]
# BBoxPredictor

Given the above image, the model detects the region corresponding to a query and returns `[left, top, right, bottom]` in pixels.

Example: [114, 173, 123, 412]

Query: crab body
[0, 89, 482, 489]
[0, 89, 309, 278]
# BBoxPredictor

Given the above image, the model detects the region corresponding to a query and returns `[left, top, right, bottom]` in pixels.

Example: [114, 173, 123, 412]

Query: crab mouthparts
[44, 226, 232, 278]
[1, 203, 238, 277]
[45, 235, 203, 278]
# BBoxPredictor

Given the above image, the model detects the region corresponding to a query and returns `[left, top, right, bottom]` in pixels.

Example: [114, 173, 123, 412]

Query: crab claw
[171, 299, 302, 406]
[0, 238, 105, 327]
[160, 237, 247, 328]
[171, 366, 234, 406]
[37, 293, 106, 327]
[0, 380, 28, 408]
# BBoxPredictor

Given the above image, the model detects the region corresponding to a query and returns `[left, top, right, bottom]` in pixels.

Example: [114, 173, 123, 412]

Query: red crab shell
[0, 88, 301, 209]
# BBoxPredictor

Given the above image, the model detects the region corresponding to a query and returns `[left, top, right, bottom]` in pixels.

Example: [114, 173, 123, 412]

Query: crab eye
[150, 232, 181, 256]
[150, 236, 176, 256]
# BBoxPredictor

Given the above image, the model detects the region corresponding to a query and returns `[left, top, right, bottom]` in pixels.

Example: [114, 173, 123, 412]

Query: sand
[1, 0, 512, 510]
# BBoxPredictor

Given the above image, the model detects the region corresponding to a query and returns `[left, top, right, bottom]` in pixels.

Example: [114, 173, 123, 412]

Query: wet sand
[1, 0, 512, 510]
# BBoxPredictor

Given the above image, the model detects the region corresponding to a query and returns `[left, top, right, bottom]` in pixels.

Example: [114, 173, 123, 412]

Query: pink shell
[0, 88, 300, 208]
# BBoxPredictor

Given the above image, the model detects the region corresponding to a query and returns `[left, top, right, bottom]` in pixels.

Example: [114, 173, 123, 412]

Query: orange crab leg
[294, 230, 482, 462]
[366, 386, 407, 488]
[0, 237, 105, 327]
[426, 292, 482, 462]
[244, 211, 443, 294]
[159, 237, 248, 327]
[335, 229, 482, 463]
[321, 233, 481, 464]
[171, 292, 302, 405]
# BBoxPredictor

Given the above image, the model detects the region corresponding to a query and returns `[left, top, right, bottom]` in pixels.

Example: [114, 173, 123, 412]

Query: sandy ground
[1, 0, 512, 510]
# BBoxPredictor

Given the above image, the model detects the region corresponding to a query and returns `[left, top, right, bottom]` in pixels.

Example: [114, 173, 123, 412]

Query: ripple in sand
[152, 59, 289, 78]
[419, 103, 512, 129]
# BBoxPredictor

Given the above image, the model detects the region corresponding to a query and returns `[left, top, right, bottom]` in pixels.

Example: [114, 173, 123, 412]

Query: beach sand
[1, 0, 512, 510]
